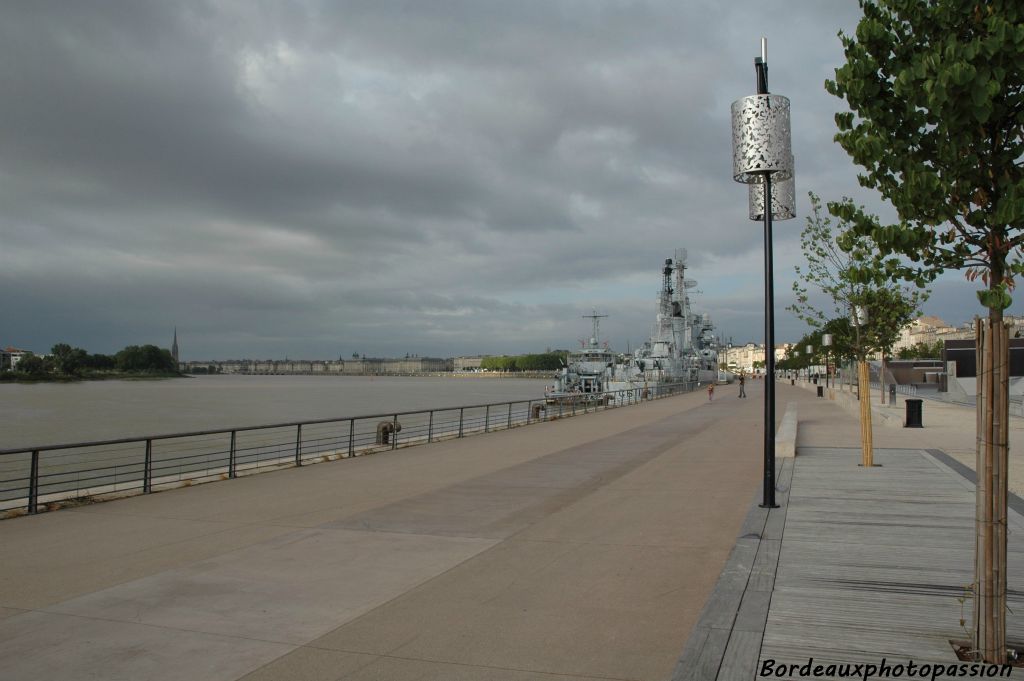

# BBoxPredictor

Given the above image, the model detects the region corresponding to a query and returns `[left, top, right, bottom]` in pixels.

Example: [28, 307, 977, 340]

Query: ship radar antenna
[581, 309, 608, 347]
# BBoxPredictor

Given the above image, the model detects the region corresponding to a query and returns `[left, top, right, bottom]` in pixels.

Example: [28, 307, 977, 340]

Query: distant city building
[0, 346, 28, 371]
[181, 356, 454, 375]
[720, 343, 791, 373]
[893, 315, 1024, 353]
[454, 356, 485, 372]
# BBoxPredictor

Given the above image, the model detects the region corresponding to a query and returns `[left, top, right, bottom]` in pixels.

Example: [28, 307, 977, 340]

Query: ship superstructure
[550, 250, 725, 401]
[546, 311, 617, 403]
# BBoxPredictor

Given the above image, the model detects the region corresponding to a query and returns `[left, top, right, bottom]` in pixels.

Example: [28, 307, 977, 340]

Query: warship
[547, 250, 725, 403]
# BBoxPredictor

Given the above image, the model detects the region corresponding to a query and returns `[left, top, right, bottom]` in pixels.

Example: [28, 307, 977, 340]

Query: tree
[114, 345, 177, 373]
[15, 353, 47, 376]
[789, 192, 926, 466]
[896, 340, 945, 360]
[825, 1, 1024, 660]
[50, 343, 88, 376]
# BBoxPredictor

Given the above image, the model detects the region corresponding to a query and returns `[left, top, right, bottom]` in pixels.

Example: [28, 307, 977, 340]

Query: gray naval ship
[546, 250, 727, 404]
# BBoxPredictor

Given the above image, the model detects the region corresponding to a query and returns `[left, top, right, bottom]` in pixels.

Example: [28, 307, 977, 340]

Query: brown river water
[0, 374, 552, 450]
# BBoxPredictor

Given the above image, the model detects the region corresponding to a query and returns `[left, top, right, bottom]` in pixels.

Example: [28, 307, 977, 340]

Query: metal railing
[0, 381, 698, 515]
[869, 381, 918, 396]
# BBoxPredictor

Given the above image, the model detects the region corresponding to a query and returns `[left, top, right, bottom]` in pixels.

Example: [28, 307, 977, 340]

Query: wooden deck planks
[759, 447, 1024, 680]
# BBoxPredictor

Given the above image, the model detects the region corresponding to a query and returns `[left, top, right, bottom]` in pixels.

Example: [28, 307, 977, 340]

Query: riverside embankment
[0, 383, 691, 515]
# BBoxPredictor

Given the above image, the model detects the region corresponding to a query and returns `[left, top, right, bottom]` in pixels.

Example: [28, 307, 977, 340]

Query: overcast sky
[1, 1, 1014, 360]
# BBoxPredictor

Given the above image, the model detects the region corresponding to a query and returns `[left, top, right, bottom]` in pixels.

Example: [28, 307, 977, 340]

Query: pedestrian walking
[738, 373, 746, 398]
[707, 382, 714, 401]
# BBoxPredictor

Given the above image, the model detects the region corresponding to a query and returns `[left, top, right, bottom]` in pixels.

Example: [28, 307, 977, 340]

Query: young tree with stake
[826, 0, 1024, 661]
[789, 193, 925, 467]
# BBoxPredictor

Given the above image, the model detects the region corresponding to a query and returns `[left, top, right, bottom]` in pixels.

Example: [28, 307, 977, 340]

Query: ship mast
[582, 310, 608, 348]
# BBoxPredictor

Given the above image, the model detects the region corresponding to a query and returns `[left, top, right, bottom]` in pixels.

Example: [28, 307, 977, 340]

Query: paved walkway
[677, 380, 1024, 680]
[0, 386, 769, 681]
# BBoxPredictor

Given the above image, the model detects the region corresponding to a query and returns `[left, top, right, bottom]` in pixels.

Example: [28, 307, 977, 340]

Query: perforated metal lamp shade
[731, 94, 794, 183]
[852, 305, 868, 326]
[748, 172, 795, 220]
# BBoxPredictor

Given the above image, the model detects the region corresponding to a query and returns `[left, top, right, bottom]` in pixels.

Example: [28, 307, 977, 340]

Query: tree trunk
[973, 314, 1008, 662]
[858, 360, 873, 467]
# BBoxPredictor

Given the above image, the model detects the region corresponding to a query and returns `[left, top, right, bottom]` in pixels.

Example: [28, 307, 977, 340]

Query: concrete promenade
[0, 385, 771, 681]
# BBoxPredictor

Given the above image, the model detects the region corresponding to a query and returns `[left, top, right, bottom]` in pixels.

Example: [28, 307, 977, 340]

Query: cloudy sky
[1, 1, 1013, 360]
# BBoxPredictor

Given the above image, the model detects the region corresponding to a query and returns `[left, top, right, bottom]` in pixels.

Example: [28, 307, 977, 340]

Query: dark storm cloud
[0, 1, 1007, 358]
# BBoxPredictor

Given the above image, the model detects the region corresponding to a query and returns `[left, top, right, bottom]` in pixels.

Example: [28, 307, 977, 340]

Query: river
[0, 375, 552, 450]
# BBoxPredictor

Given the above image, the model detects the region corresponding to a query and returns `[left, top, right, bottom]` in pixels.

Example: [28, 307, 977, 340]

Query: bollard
[904, 399, 923, 428]
[376, 420, 402, 444]
[889, 383, 896, 406]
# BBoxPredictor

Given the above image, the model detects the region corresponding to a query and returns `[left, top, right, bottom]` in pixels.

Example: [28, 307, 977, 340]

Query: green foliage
[15, 353, 47, 376]
[790, 193, 927, 360]
[825, 0, 1024, 311]
[480, 352, 566, 372]
[51, 343, 89, 376]
[897, 340, 945, 360]
[114, 345, 177, 373]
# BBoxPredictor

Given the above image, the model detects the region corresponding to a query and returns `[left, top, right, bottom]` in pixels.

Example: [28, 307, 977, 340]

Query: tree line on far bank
[479, 352, 567, 372]
[4, 343, 179, 380]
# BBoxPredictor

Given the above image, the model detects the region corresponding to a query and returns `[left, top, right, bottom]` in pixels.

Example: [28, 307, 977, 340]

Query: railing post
[392, 414, 398, 450]
[527, 400, 533, 424]
[28, 450, 40, 514]
[348, 419, 355, 457]
[485, 405, 490, 433]
[427, 410, 434, 443]
[229, 430, 237, 479]
[295, 424, 303, 466]
[459, 407, 464, 437]
[144, 439, 153, 494]
[507, 402, 512, 429]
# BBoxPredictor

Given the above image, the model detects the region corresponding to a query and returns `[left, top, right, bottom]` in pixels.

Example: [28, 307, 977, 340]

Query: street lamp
[822, 333, 833, 389]
[732, 37, 794, 509]
[806, 345, 813, 381]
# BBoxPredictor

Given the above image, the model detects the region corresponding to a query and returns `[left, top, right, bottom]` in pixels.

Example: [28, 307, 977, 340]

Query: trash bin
[790, 379, 795, 386]
[904, 398, 923, 428]
[816, 385, 824, 398]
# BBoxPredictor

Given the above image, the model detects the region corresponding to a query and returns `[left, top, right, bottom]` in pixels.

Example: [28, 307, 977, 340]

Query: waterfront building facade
[721, 343, 791, 373]
[0, 346, 28, 371]
[893, 315, 1024, 353]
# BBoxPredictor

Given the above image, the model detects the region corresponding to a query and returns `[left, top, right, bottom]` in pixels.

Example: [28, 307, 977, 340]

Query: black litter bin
[904, 398, 923, 428]
[816, 385, 824, 398]
[790, 379, 795, 385]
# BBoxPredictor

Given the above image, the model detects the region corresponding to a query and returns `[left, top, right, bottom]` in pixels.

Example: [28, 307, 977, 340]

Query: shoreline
[0, 372, 185, 384]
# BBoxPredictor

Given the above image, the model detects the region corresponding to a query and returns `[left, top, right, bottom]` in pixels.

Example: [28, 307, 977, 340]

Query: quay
[1, 380, 1022, 679]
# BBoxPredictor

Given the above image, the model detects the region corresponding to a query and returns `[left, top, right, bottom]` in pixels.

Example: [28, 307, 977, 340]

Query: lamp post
[732, 38, 794, 509]
[822, 333, 833, 390]
[806, 345, 813, 382]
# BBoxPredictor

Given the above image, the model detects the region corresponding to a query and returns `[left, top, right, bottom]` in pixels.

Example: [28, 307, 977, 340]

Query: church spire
[171, 327, 179, 366]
